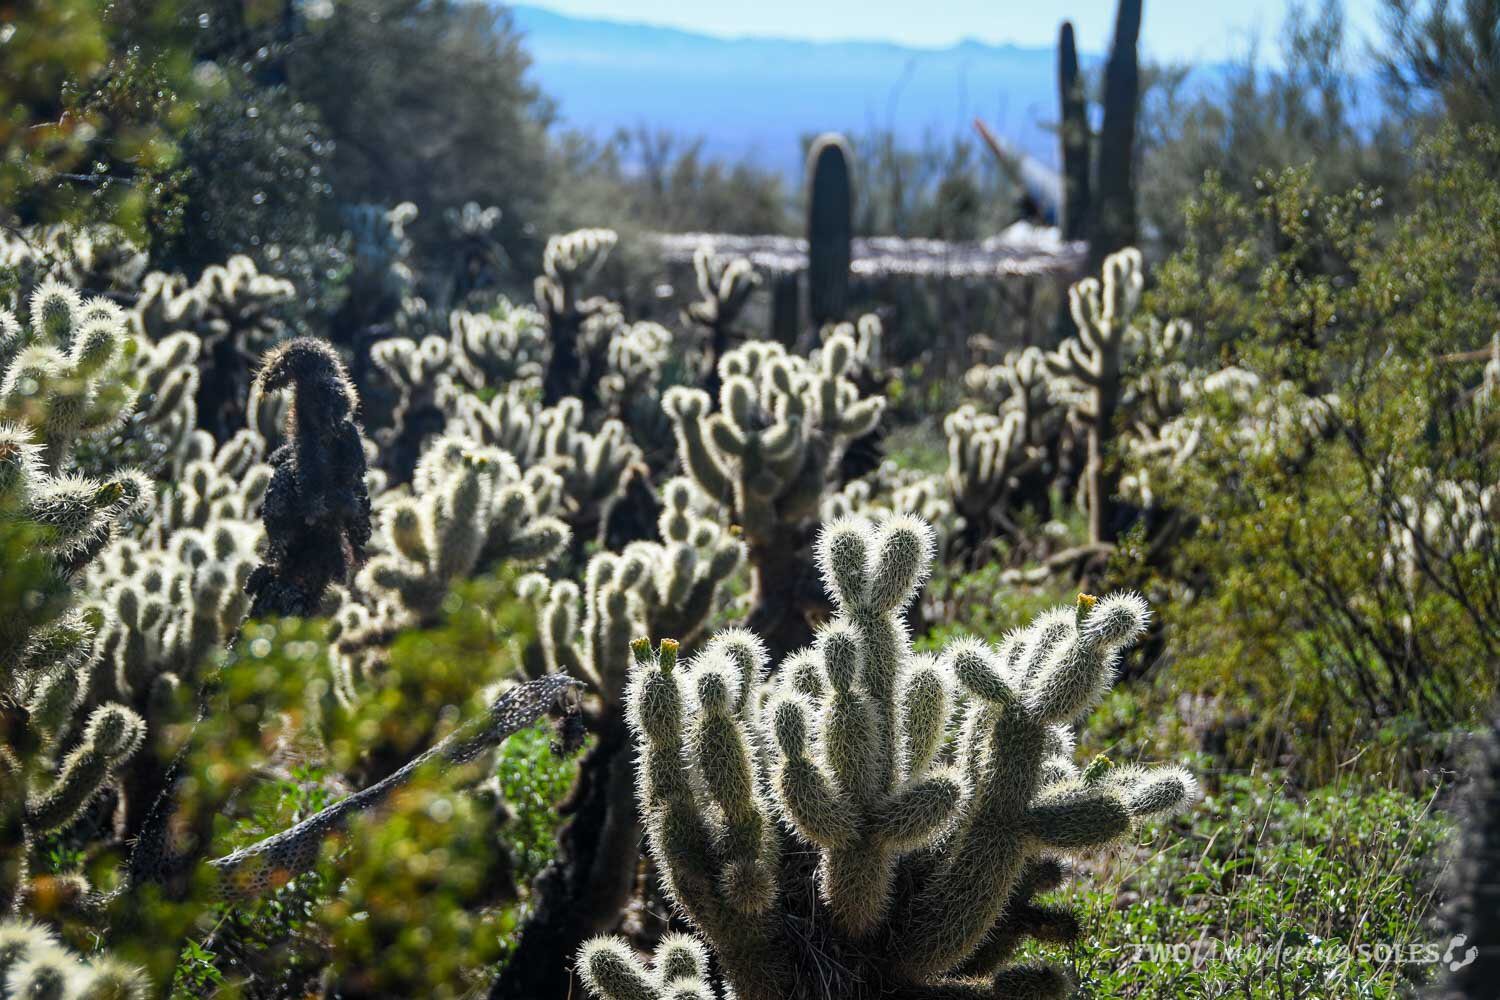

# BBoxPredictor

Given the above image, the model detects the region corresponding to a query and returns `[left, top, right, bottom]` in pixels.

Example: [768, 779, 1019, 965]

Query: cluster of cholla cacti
[0, 216, 1223, 998]
[578, 515, 1195, 1000]
[934, 245, 1355, 582]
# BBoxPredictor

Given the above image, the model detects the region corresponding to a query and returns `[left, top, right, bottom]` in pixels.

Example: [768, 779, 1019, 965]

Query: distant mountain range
[506, 4, 1102, 179]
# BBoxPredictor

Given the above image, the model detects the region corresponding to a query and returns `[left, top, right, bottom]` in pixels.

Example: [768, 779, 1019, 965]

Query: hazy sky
[521, 1, 1386, 63]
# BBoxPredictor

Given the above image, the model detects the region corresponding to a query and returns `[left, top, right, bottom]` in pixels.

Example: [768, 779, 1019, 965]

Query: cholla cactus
[944, 405, 1034, 547]
[2, 278, 139, 473]
[536, 228, 618, 404]
[663, 335, 884, 655]
[84, 429, 268, 730]
[493, 477, 745, 1000]
[823, 461, 955, 555]
[369, 302, 553, 481]
[578, 934, 715, 1000]
[529, 477, 743, 706]
[1046, 247, 1145, 544]
[586, 514, 1194, 1000]
[456, 389, 644, 546]
[821, 314, 885, 385]
[244, 339, 373, 619]
[0, 920, 150, 999]
[595, 317, 676, 452]
[447, 302, 550, 392]
[0, 224, 148, 307]
[684, 248, 760, 389]
[133, 256, 296, 441]
[541, 399, 643, 543]
[0, 267, 155, 910]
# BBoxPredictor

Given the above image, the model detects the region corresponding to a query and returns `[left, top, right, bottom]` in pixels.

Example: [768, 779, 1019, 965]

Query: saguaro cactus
[1057, 21, 1091, 242]
[1092, 0, 1142, 266]
[581, 514, 1195, 1000]
[806, 134, 853, 328]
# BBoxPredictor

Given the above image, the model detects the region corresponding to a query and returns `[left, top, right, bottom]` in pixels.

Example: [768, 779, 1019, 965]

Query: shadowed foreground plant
[579, 514, 1195, 1000]
[244, 338, 373, 619]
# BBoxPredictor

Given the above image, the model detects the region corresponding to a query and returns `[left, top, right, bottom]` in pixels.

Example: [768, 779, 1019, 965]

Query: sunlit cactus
[0, 920, 150, 1000]
[447, 301, 550, 392]
[536, 228, 618, 404]
[823, 461, 955, 556]
[585, 514, 1195, 1000]
[578, 934, 716, 1000]
[1, 278, 138, 472]
[134, 255, 296, 441]
[526, 476, 743, 706]
[685, 247, 760, 391]
[497, 477, 744, 1000]
[244, 338, 373, 619]
[0, 266, 157, 910]
[662, 335, 884, 655]
[1046, 247, 1144, 544]
[369, 301, 552, 480]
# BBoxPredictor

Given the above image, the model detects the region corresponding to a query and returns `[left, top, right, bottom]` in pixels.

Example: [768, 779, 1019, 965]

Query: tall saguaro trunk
[1057, 21, 1092, 242]
[1091, 0, 1143, 268]
[806, 133, 853, 328]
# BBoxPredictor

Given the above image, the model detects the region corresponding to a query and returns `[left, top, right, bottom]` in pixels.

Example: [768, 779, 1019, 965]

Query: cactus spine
[806, 134, 854, 329]
[582, 514, 1195, 1000]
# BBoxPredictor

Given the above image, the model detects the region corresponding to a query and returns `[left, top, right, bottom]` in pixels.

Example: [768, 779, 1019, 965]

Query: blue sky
[520, 1, 1386, 63]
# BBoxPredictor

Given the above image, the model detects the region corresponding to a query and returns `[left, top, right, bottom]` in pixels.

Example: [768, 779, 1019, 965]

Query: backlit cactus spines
[370, 301, 553, 480]
[588, 514, 1194, 1000]
[946, 347, 1063, 547]
[244, 338, 373, 619]
[133, 255, 296, 441]
[361, 435, 569, 624]
[528, 476, 743, 704]
[685, 247, 761, 388]
[448, 300, 550, 392]
[0, 268, 159, 910]
[369, 334, 457, 479]
[24, 704, 146, 836]
[1, 279, 136, 472]
[537, 228, 618, 404]
[0, 920, 149, 1000]
[1047, 247, 1145, 544]
[498, 479, 745, 999]
[578, 934, 717, 1000]
[662, 338, 885, 655]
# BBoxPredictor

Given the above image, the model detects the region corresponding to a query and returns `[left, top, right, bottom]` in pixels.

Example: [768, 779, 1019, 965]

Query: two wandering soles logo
[1123, 934, 1478, 973]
